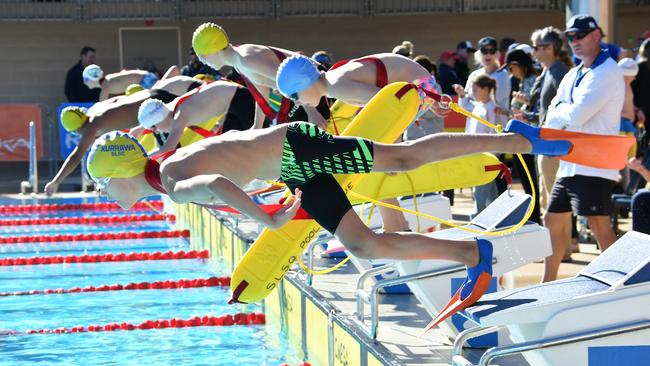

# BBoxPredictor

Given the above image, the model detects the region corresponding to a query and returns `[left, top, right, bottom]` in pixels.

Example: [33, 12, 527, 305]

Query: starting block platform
[452, 230, 650, 366]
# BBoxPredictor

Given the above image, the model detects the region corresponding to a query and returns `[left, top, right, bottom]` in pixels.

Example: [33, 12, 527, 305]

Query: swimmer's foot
[505, 119, 572, 157]
[459, 239, 493, 301]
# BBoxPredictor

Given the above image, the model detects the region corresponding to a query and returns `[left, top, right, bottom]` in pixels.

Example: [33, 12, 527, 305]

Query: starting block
[453, 231, 650, 366]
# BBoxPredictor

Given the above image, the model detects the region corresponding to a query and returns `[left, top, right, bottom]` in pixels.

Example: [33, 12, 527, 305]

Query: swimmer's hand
[269, 188, 302, 229]
[44, 181, 59, 196]
[431, 101, 451, 118]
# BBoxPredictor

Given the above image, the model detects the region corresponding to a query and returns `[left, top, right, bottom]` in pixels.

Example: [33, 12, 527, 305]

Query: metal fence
[0, 0, 647, 21]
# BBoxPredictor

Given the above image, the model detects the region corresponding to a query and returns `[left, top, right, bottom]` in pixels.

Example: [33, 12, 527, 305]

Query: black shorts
[222, 87, 257, 132]
[149, 89, 178, 104]
[282, 122, 374, 234]
[286, 174, 352, 235]
[547, 175, 615, 216]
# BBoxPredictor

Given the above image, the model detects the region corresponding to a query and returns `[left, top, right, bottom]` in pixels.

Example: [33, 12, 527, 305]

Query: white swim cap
[138, 98, 170, 129]
[83, 64, 104, 89]
[618, 58, 639, 76]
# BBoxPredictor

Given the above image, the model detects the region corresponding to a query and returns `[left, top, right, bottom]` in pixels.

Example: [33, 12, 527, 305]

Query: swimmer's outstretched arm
[251, 83, 271, 129]
[170, 174, 302, 229]
[160, 65, 180, 81]
[44, 126, 98, 195]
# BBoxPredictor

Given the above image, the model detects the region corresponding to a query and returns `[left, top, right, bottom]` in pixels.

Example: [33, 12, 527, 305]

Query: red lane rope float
[0, 229, 190, 244]
[0, 214, 176, 227]
[0, 201, 164, 214]
[15, 313, 266, 335]
[0, 277, 231, 296]
[0, 249, 209, 266]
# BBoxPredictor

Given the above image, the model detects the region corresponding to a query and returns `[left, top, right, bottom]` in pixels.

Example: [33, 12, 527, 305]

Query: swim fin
[539, 127, 635, 170]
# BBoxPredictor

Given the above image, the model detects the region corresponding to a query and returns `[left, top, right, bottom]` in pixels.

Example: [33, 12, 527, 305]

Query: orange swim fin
[539, 128, 635, 170]
[423, 272, 492, 333]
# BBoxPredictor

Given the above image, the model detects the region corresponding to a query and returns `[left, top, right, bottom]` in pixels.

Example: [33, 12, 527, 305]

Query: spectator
[619, 58, 640, 148]
[461, 74, 499, 214]
[65, 46, 100, 103]
[502, 48, 541, 224]
[505, 49, 538, 112]
[632, 38, 649, 132]
[311, 50, 333, 71]
[180, 48, 220, 79]
[454, 40, 475, 86]
[523, 27, 570, 209]
[456, 37, 511, 127]
[542, 14, 624, 282]
[627, 158, 650, 234]
[437, 51, 461, 95]
[499, 37, 517, 66]
[392, 41, 414, 58]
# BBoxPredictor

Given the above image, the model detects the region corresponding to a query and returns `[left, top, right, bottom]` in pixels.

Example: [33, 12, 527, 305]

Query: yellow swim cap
[60, 106, 89, 133]
[192, 23, 229, 56]
[125, 84, 145, 96]
[87, 131, 149, 179]
[193, 73, 214, 82]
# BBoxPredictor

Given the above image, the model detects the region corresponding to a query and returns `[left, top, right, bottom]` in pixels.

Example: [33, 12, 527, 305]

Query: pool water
[0, 198, 299, 366]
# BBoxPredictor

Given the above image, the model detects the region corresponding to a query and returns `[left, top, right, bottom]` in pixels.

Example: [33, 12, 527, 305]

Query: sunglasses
[566, 30, 594, 42]
[480, 47, 497, 55]
[533, 44, 552, 51]
[289, 92, 299, 102]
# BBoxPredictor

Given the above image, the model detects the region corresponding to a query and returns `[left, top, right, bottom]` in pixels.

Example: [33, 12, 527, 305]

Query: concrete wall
[0, 4, 647, 160]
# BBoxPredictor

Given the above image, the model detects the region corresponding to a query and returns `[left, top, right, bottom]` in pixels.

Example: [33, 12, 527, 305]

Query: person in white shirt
[542, 14, 625, 282]
[462, 74, 499, 214]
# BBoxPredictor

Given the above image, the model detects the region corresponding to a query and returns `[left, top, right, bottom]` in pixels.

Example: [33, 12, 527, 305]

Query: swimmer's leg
[334, 208, 478, 265]
[371, 132, 534, 172]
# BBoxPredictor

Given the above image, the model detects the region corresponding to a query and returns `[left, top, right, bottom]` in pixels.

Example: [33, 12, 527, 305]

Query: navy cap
[456, 40, 475, 51]
[478, 37, 497, 49]
[565, 14, 599, 33]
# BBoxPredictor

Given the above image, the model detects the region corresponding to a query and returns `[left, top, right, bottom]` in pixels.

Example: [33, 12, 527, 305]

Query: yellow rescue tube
[137, 131, 158, 153]
[349, 153, 501, 204]
[178, 114, 223, 147]
[230, 82, 420, 304]
[325, 100, 359, 135]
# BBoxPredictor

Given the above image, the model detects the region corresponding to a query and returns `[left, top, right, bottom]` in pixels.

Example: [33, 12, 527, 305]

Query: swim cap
[276, 55, 321, 98]
[125, 84, 145, 96]
[60, 106, 89, 132]
[138, 98, 170, 129]
[193, 73, 214, 82]
[618, 58, 639, 76]
[192, 23, 229, 56]
[87, 131, 148, 179]
[83, 64, 104, 89]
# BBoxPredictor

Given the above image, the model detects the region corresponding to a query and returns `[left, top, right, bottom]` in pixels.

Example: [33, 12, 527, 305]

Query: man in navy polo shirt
[542, 14, 624, 282]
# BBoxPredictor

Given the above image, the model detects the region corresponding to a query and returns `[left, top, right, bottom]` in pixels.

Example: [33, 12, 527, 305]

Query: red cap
[440, 51, 458, 61]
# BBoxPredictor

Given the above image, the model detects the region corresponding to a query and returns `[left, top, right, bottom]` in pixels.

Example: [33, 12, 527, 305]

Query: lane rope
[0, 214, 175, 227]
[0, 229, 190, 244]
[0, 249, 209, 266]
[0, 277, 231, 296]
[6, 313, 266, 335]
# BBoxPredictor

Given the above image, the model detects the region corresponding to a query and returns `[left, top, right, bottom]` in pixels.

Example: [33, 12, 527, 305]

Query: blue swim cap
[276, 55, 321, 98]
